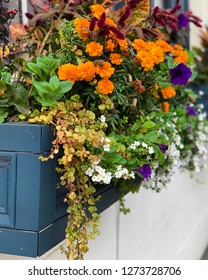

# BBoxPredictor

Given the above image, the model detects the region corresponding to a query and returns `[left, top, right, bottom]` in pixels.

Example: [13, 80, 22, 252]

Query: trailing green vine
[29, 97, 106, 259]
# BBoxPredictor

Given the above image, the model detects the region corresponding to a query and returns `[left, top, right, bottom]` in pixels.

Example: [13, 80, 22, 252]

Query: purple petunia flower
[186, 105, 196, 116]
[136, 164, 152, 180]
[178, 13, 189, 28]
[154, 143, 169, 154]
[169, 63, 192, 85]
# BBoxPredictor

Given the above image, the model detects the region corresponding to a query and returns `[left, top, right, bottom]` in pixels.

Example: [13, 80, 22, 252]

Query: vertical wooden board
[38, 215, 67, 256]
[15, 153, 55, 231]
[0, 153, 16, 228]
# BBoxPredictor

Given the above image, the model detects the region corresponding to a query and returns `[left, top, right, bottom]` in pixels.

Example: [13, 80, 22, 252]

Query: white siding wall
[0, 0, 208, 261]
[190, 0, 208, 48]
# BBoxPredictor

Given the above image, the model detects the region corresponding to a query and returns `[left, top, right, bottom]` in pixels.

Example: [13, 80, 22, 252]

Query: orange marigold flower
[96, 62, 115, 78]
[149, 46, 164, 64]
[58, 63, 79, 82]
[90, 4, 105, 19]
[132, 39, 148, 52]
[161, 86, 176, 99]
[116, 38, 128, 51]
[174, 44, 184, 50]
[86, 42, 103, 57]
[156, 39, 174, 53]
[110, 53, 123, 65]
[74, 18, 90, 41]
[97, 78, 114, 94]
[136, 50, 154, 71]
[162, 102, 170, 113]
[172, 49, 189, 64]
[106, 39, 116, 52]
[77, 61, 97, 82]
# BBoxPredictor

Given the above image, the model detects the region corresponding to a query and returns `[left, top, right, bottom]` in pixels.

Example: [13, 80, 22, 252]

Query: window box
[0, 123, 120, 257]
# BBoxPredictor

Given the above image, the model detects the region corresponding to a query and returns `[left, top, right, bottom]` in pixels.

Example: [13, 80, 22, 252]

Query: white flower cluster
[101, 136, 111, 152]
[141, 166, 173, 191]
[85, 164, 135, 185]
[179, 106, 208, 172]
[114, 165, 135, 180]
[130, 140, 154, 154]
[85, 164, 112, 184]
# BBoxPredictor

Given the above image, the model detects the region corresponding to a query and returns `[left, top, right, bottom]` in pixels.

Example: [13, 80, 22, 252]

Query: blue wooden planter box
[0, 123, 120, 257]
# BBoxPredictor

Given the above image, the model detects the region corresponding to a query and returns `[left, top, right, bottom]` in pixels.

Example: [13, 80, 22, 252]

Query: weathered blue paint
[0, 122, 54, 153]
[0, 123, 121, 257]
[0, 227, 38, 257]
[0, 153, 16, 228]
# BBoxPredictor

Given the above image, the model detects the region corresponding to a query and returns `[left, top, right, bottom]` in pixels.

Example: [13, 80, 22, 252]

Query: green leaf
[71, 94, 80, 102]
[12, 57, 27, 69]
[185, 89, 198, 99]
[0, 108, 8, 123]
[11, 85, 30, 114]
[107, 154, 123, 163]
[37, 95, 56, 106]
[0, 71, 12, 83]
[149, 112, 155, 119]
[87, 110, 95, 120]
[131, 121, 140, 132]
[143, 131, 158, 142]
[33, 81, 51, 94]
[88, 206, 97, 213]
[57, 81, 73, 94]
[126, 157, 138, 166]
[88, 198, 95, 205]
[49, 76, 60, 90]
[27, 62, 42, 77]
[167, 57, 175, 69]
[189, 71, 197, 82]
[108, 146, 117, 153]
[142, 120, 155, 129]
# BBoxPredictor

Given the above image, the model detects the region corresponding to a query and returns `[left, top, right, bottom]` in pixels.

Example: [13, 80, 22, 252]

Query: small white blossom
[142, 142, 148, 148]
[85, 168, 94, 176]
[103, 144, 110, 152]
[130, 143, 137, 150]
[130, 141, 140, 150]
[100, 115, 106, 123]
[100, 137, 111, 144]
[199, 90, 204, 96]
[130, 172, 135, 179]
[148, 146, 154, 154]
[198, 113, 207, 121]
[198, 103, 204, 110]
